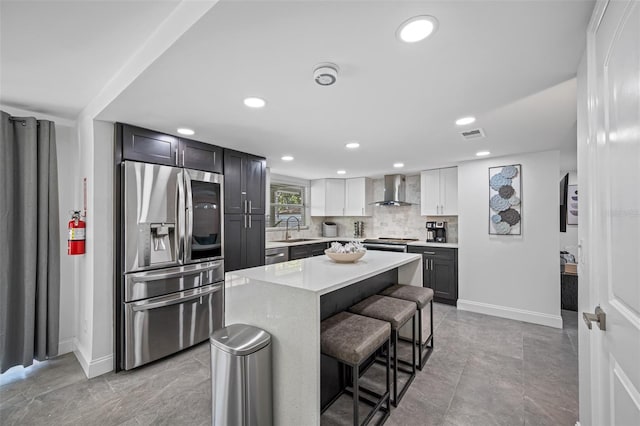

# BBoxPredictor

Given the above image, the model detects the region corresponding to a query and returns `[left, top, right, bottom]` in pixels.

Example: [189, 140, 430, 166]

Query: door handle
[132, 284, 222, 311]
[583, 306, 606, 331]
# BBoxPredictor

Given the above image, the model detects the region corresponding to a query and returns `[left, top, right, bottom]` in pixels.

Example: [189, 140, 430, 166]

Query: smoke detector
[314, 63, 339, 86]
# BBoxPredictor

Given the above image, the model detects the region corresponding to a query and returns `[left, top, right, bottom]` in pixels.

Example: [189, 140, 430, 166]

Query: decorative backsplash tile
[266, 174, 458, 243]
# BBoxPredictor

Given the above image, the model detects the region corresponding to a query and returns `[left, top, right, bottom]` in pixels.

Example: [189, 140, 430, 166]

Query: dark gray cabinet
[119, 123, 222, 173]
[223, 149, 266, 215]
[289, 242, 329, 260]
[120, 123, 179, 167]
[408, 246, 458, 305]
[224, 214, 265, 272]
[179, 137, 222, 174]
[223, 149, 266, 272]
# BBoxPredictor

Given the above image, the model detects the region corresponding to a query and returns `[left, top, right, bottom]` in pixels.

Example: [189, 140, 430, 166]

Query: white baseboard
[73, 338, 114, 378]
[457, 299, 563, 328]
[58, 338, 75, 355]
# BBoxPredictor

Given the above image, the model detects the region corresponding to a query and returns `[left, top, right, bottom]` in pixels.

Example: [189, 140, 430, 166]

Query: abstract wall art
[567, 184, 578, 225]
[489, 164, 522, 235]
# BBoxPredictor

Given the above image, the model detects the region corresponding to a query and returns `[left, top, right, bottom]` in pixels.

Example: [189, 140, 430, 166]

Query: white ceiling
[0, 0, 180, 118]
[2, 1, 593, 178]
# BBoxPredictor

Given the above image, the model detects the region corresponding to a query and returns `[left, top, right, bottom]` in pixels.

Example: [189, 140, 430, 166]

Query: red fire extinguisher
[68, 211, 86, 255]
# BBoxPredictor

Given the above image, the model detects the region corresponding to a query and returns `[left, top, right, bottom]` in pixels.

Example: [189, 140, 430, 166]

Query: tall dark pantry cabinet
[223, 149, 266, 272]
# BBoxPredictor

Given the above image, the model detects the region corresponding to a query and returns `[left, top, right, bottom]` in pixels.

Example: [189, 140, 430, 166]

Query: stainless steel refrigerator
[120, 161, 224, 370]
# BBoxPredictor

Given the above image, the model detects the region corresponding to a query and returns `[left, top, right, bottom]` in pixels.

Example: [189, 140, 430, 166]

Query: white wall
[73, 118, 114, 378]
[560, 171, 579, 258]
[55, 124, 79, 355]
[457, 150, 562, 328]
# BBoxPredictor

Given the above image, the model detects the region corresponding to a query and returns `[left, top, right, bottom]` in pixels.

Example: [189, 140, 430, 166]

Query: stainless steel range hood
[372, 174, 414, 206]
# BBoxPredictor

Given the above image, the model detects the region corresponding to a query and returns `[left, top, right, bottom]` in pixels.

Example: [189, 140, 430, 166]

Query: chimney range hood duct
[372, 174, 414, 206]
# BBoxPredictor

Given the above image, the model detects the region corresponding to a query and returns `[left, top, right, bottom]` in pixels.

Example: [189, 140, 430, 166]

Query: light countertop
[226, 250, 421, 295]
[266, 237, 458, 249]
[265, 237, 363, 249]
[408, 241, 458, 249]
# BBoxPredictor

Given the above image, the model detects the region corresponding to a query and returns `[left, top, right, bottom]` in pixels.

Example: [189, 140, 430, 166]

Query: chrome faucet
[285, 216, 300, 240]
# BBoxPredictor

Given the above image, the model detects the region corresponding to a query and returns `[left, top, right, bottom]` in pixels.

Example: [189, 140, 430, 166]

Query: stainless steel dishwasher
[265, 247, 289, 264]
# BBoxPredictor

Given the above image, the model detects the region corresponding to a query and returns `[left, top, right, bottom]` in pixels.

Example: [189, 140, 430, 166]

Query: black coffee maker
[426, 221, 447, 243]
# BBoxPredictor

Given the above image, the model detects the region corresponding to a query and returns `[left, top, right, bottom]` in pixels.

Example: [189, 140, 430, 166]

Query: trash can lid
[210, 324, 271, 356]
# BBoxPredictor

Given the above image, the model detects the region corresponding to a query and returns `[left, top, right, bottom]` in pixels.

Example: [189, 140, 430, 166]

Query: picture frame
[567, 184, 578, 225]
[489, 164, 522, 235]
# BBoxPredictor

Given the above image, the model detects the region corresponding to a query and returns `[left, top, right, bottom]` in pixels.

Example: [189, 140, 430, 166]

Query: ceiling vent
[460, 128, 486, 140]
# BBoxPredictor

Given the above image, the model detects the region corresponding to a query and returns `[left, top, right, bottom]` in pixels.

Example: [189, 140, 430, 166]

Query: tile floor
[0, 304, 578, 426]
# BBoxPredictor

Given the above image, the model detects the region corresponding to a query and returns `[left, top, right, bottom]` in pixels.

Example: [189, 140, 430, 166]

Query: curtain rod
[8, 117, 41, 126]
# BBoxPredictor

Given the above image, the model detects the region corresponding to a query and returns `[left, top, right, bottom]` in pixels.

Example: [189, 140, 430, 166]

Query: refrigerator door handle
[184, 171, 194, 262]
[177, 171, 186, 263]
[131, 283, 222, 312]
[127, 260, 223, 282]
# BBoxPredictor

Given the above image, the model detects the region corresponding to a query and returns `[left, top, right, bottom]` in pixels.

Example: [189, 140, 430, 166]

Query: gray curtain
[0, 111, 60, 373]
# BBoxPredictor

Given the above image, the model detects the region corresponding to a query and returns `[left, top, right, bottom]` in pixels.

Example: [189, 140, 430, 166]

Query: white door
[325, 179, 345, 216]
[440, 167, 458, 216]
[582, 1, 640, 425]
[344, 178, 372, 217]
[420, 169, 440, 215]
[344, 178, 364, 216]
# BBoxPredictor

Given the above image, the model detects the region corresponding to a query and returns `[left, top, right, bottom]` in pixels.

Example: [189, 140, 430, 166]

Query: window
[269, 180, 307, 228]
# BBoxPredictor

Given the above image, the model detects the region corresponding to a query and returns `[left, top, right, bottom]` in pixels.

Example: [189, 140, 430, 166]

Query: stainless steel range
[362, 238, 419, 252]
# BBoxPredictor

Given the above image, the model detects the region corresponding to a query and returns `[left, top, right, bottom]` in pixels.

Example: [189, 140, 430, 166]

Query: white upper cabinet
[311, 179, 345, 216]
[344, 177, 373, 216]
[420, 167, 458, 216]
[311, 177, 373, 217]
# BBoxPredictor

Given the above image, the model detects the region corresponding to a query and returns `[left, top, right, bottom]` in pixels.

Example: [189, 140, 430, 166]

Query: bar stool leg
[386, 340, 391, 413]
[353, 364, 359, 426]
[412, 315, 417, 377]
[418, 300, 435, 370]
[417, 310, 423, 369]
[430, 300, 434, 349]
[392, 330, 398, 407]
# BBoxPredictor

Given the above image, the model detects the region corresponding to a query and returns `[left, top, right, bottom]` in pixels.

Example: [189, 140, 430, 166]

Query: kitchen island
[225, 250, 422, 425]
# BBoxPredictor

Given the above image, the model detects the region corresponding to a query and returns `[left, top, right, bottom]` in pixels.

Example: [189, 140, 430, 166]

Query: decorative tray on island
[325, 241, 366, 263]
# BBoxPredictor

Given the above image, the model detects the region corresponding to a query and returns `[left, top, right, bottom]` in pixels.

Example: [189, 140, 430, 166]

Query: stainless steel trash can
[210, 324, 272, 426]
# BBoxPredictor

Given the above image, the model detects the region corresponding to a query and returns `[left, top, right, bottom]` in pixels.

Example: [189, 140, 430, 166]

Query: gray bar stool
[349, 295, 416, 407]
[380, 284, 434, 370]
[321, 312, 391, 426]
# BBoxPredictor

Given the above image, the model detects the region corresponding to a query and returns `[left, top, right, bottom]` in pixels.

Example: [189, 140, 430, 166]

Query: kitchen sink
[272, 238, 320, 243]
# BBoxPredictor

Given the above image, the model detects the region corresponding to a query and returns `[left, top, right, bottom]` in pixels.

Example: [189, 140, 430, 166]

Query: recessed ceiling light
[476, 151, 491, 157]
[281, 155, 294, 161]
[177, 128, 194, 135]
[393, 162, 405, 168]
[456, 116, 476, 126]
[244, 97, 266, 108]
[337, 170, 346, 175]
[397, 16, 439, 43]
[345, 142, 360, 149]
